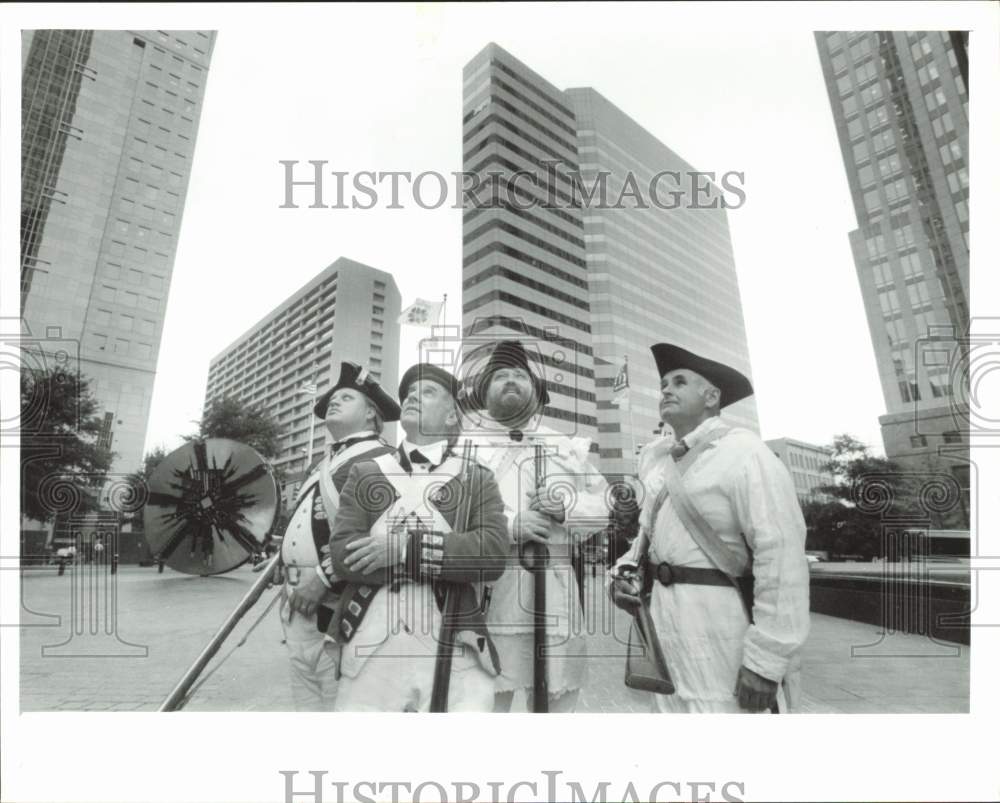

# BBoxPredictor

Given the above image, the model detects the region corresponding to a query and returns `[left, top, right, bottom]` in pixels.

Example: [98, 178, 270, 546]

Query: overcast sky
[132, 4, 970, 458]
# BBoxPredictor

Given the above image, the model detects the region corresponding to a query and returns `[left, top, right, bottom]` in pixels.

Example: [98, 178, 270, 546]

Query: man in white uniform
[610, 344, 810, 713]
[463, 340, 609, 713]
[281, 362, 399, 710]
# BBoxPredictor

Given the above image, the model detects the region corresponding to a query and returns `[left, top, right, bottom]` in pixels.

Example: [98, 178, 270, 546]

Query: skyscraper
[205, 258, 400, 506]
[461, 44, 758, 473]
[461, 43, 599, 447]
[567, 88, 758, 476]
[21, 30, 215, 473]
[816, 31, 969, 466]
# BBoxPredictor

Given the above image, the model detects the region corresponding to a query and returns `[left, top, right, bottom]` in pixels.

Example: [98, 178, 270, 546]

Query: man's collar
[328, 430, 376, 455]
[680, 416, 724, 451]
[400, 438, 449, 466]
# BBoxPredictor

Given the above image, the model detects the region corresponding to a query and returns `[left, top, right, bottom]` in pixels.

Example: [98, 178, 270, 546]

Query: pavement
[15, 564, 969, 713]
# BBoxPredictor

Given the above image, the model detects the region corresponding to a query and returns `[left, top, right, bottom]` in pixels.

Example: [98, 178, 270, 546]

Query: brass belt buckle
[656, 562, 674, 586]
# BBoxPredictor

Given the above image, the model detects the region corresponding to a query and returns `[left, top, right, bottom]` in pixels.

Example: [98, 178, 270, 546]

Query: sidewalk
[16, 565, 968, 713]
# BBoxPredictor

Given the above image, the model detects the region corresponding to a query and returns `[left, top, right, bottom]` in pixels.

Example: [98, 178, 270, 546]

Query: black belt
[654, 562, 734, 588]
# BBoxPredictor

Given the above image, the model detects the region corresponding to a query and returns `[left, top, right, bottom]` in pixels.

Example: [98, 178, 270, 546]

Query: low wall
[810, 569, 970, 646]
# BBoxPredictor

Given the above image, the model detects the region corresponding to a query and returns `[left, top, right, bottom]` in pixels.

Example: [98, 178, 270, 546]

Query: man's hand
[287, 572, 330, 618]
[527, 486, 566, 522]
[512, 509, 553, 546]
[343, 529, 404, 574]
[734, 665, 779, 712]
[609, 571, 642, 611]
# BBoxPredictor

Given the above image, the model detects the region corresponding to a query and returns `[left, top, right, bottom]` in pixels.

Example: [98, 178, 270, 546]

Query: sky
[135, 4, 946, 459]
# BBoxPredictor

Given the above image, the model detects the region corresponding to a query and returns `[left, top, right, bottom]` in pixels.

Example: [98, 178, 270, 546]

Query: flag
[398, 298, 444, 327]
[611, 360, 629, 407]
[300, 382, 318, 396]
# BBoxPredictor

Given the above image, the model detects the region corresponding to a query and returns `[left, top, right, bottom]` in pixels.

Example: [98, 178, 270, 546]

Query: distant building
[21, 30, 216, 473]
[460, 43, 758, 474]
[204, 258, 400, 506]
[815, 31, 969, 471]
[461, 43, 599, 448]
[765, 437, 836, 504]
[567, 87, 759, 476]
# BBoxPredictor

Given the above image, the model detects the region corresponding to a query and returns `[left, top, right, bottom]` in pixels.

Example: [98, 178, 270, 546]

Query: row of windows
[464, 265, 589, 312]
[463, 314, 593, 358]
[464, 219, 587, 270]
[88, 332, 153, 359]
[464, 289, 591, 334]
[92, 308, 157, 335]
[98, 284, 161, 312]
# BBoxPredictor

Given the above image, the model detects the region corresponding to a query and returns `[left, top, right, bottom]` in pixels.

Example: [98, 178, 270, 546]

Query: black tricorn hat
[314, 362, 401, 421]
[470, 340, 550, 411]
[397, 362, 460, 402]
[650, 343, 754, 408]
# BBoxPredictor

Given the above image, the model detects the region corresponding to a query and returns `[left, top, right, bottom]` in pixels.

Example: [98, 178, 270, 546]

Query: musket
[159, 551, 282, 711]
[525, 443, 549, 713]
[429, 441, 476, 713]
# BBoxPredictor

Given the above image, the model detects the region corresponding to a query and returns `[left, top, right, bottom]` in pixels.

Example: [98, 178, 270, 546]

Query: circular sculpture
[143, 439, 279, 575]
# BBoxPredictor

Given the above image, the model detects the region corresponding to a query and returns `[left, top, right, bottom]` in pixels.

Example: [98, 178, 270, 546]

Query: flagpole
[441, 293, 448, 328]
[625, 355, 637, 476]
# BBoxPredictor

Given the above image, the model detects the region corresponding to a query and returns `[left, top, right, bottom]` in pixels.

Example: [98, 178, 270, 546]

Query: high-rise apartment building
[21, 30, 215, 473]
[461, 44, 599, 447]
[567, 88, 759, 476]
[816, 31, 969, 466]
[765, 437, 835, 504]
[204, 258, 400, 505]
[461, 44, 758, 474]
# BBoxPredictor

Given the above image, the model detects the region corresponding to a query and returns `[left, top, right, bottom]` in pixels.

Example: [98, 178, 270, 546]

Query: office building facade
[816, 31, 969, 468]
[567, 88, 759, 476]
[765, 437, 835, 504]
[461, 43, 599, 447]
[21, 29, 215, 474]
[460, 44, 758, 475]
[205, 258, 400, 505]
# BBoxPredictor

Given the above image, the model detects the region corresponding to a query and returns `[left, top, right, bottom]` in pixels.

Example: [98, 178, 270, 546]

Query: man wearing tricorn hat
[609, 344, 810, 713]
[281, 362, 400, 710]
[325, 363, 508, 711]
[463, 340, 609, 713]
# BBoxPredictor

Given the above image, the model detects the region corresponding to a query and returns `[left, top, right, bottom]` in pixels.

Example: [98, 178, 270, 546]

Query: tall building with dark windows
[205, 258, 400, 507]
[567, 88, 758, 476]
[460, 44, 758, 473]
[816, 32, 969, 471]
[21, 30, 215, 473]
[461, 43, 599, 447]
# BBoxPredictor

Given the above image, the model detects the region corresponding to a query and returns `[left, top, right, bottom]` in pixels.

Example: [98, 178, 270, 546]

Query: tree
[186, 395, 284, 458]
[21, 365, 115, 524]
[803, 434, 919, 560]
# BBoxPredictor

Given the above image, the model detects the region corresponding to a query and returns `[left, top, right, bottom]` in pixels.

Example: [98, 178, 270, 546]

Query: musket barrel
[158, 552, 282, 711]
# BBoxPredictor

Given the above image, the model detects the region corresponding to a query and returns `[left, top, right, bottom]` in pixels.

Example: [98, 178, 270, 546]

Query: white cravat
[400, 438, 449, 471]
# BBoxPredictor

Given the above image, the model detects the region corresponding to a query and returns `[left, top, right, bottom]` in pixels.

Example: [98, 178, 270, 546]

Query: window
[900, 251, 922, 278]
[914, 309, 937, 335]
[860, 82, 882, 106]
[878, 289, 900, 315]
[121, 290, 139, 307]
[847, 118, 864, 140]
[942, 431, 962, 444]
[872, 129, 894, 152]
[842, 96, 858, 117]
[134, 342, 153, 360]
[866, 105, 889, 128]
[94, 309, 111, 326]
[836, 74, 853, 96]
[90, 333, 108, 351]
[128, 268, 143, 284]
[893, 223, 914, 247]
[100, 285, 116, 302]
[910, 434, 928, 448]
[872, 262, 892, 287]
[884, 318, 905, 346]
[878, 153, 902, 177]
[138, 319, 156, 336]
[852, 141, 870, 164]
[372, 306, 384, 316]
[907, 281, 931, 309]
[832, 52, 847, 73]
[119, 314, 134, 331]
[113, 338, 129, 355]
[854, 60, 877, 84]
[863, 189, 882, 216]
[858, 164, 875, 186]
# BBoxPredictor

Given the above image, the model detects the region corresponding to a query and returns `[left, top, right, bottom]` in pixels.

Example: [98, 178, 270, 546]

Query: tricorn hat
[650, 343, 753, 408]
[470, 340, 550, 410]
[398, 362, 461, 402]
[314, 362, 401, 421]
